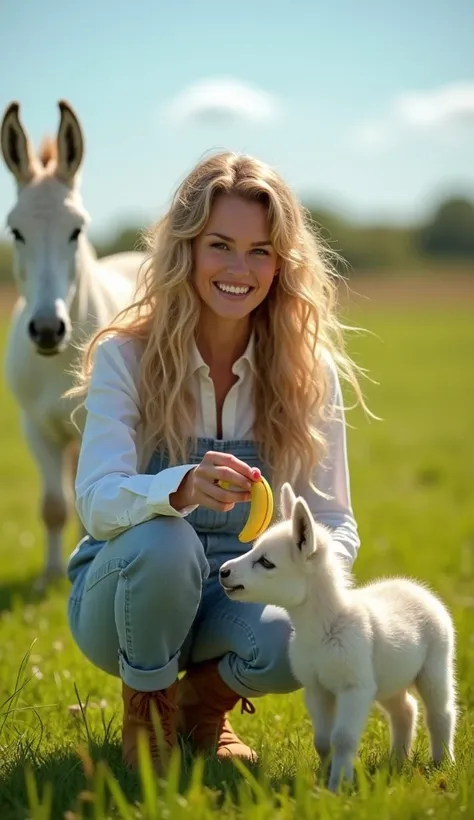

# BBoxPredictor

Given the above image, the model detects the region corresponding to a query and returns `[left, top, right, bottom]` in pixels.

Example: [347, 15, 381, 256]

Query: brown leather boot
[122, 680, 178, 774]
[176, 660, 257, 762]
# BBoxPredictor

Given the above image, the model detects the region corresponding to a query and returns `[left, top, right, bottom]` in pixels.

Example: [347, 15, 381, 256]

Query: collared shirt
[189, 332, 257, 440]
[74, 334, 360, 565]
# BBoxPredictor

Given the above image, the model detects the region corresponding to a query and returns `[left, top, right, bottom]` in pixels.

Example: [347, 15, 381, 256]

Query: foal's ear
[56, 100, 84, 185]
[1, 102, 38, 185]
[292, 497, 316, 561]
[280, 482, 296, 520]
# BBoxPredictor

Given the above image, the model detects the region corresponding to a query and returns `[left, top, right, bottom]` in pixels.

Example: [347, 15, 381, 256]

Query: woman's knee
[69, 517, 208, 676]
[252, 607, 299, 692]
[222, 605, 301, 695]
[111, 517, 209, 591]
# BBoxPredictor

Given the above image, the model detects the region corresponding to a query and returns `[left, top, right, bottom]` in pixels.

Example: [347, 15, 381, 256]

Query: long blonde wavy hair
[68, 151, 369, 491]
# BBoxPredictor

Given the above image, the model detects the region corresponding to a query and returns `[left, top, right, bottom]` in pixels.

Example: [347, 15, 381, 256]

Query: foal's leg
[24, 418, 69, 586]
[304, 682, 335, 771]
[416, 653, 457, 765]
[328, 686, 375, 792]
[379, 690, 418, 763]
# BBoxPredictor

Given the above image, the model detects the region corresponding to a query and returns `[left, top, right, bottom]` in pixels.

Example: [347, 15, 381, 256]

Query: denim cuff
[118, 649, 179, 691]
[217, 656, 267, 699]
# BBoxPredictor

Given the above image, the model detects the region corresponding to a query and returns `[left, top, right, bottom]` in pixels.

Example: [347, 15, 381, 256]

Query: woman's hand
[170, 450, 261, 512]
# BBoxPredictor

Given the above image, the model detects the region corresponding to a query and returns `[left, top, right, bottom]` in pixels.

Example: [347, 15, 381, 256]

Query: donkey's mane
[38, 136, 57, 169]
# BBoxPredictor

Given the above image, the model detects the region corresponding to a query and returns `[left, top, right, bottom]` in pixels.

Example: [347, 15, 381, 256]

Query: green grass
[0, 298, 473, 818]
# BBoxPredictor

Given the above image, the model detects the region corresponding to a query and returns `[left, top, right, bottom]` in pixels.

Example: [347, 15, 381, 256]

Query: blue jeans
[67, 439, 300, 697]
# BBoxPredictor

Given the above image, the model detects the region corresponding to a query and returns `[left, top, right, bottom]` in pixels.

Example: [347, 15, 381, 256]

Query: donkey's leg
[68, 440, 87, 538]
[23, 417, 69, 586]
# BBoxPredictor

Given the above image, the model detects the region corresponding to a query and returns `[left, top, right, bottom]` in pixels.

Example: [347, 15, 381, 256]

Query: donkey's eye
[258, 555, 276, 570]
[69, 228, 81, 242]
[11, 228, 25, 243]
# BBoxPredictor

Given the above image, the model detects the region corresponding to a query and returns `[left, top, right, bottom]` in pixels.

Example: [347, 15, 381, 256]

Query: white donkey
[1, 100, 145, 587]
[220, 484, 457, 792]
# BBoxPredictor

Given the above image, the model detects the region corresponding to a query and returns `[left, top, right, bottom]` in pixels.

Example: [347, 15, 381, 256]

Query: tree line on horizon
[0, 194, 473, 284]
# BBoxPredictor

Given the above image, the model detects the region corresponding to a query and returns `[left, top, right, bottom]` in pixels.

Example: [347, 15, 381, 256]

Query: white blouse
[74, 333, 360, 565]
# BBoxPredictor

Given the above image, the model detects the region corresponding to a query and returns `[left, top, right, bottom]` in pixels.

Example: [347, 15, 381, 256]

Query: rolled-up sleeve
[293, 352, 360, 567]
[74, 338, 197, 542]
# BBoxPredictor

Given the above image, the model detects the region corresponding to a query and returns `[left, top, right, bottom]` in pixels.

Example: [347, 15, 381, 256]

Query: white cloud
[352, 81, 474, 150]
[394, 83, 474, 127]
[164, 77, 281, 126]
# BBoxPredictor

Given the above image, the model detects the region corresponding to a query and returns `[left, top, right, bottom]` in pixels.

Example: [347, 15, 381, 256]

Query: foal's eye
[11, 228, 25, 243]
[257, 555, 276, 570]
[69, 227, 81, 242]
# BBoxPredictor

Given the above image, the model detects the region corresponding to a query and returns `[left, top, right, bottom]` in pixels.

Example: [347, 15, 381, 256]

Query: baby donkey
[219, 484, 457, 792]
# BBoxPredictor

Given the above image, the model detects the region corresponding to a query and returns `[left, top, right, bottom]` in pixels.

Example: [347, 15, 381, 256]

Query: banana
[218, 476, 274, 543]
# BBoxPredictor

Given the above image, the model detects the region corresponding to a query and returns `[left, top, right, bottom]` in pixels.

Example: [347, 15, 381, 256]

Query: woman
[66, 151, 367, 774]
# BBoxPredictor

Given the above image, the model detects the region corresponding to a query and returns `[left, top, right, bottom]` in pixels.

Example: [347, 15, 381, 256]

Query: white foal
[219, 483, 457, 792]
[1, 100, 145, 586]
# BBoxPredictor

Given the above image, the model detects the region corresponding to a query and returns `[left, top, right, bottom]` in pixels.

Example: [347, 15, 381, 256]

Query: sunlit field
[0, 276, 473, 819]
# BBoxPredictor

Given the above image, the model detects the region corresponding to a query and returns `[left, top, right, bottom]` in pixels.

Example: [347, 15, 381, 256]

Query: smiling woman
[64, 149, 370, 779]
[194, 196, 279, 320]
[191, 194, 280, 407]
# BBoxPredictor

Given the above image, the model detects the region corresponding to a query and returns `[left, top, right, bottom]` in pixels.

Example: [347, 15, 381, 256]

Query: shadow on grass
[0, 736, 272, 820]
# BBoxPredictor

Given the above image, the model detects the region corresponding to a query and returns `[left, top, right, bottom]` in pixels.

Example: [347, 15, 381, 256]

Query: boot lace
[129, 690, 177, 746]
[239, 698, 256, 715]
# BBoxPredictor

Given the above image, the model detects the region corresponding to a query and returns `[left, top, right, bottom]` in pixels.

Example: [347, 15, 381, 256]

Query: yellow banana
[218, 476, 274, 543]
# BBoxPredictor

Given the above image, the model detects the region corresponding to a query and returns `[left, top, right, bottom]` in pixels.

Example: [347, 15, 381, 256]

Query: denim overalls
[67, 438, 299, 698]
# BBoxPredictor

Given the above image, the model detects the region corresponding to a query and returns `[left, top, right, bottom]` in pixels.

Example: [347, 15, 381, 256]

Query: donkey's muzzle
[28, 317, 67, 355]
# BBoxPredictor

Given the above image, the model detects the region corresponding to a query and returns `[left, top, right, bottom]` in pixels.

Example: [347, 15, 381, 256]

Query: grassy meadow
[0, 277, 473, 819]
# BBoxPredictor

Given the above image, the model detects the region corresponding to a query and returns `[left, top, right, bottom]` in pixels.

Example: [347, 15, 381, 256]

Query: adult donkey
[1, 100, 145, 588]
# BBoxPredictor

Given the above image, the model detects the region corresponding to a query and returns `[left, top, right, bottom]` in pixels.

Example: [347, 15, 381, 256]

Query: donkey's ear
[280, 482, 296, 520]
[292, 497, 316, 561]
[1, 102, 38, 184]
[56, 100, 84, 184]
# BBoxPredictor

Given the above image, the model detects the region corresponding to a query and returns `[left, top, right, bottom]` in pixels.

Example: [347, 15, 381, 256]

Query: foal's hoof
[33, 566, 65, 591]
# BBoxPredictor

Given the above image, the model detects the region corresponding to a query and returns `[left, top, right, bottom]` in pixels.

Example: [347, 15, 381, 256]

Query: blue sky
[1, 0, 473, 241]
